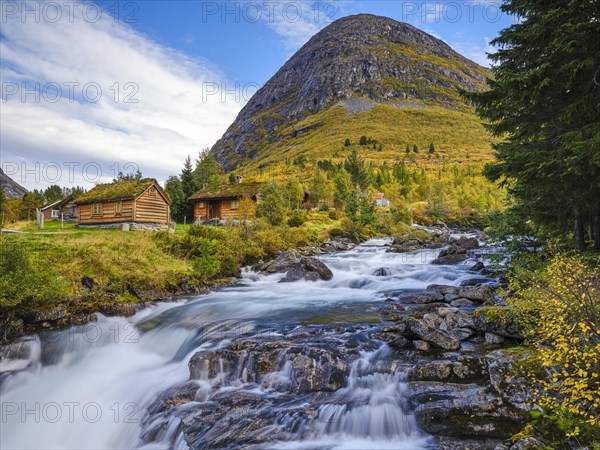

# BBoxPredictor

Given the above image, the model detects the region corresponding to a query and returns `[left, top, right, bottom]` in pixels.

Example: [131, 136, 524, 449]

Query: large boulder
[431, 246, 469, 265]
[261, 250, 333, 282]
[408, 318, 461, 350]
[459, 285, 496, 303]
[473, 307, 524, 339]
[453, 236, 480, 250]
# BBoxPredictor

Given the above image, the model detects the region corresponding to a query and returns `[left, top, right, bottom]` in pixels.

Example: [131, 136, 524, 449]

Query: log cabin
[75, 178, 171, 230]
[190, 181, 261, 222]
[40, 196, 78, 221]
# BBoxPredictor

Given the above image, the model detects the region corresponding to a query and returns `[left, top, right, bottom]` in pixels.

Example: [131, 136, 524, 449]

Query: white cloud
[0, 1, 244, 190]
[258, 0, 347, 53]
[449, 36, 496, 67]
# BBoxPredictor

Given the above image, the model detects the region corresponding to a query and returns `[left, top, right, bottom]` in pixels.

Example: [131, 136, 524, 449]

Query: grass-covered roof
[189, 182, 262, 201]
[75, 178, 158, 204]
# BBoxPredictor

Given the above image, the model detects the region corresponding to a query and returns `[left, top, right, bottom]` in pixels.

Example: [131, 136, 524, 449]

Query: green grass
[234, 103, 497, 183]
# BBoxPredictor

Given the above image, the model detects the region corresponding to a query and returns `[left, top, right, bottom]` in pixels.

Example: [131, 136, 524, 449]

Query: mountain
[211, 14, 494, 174]
[0, 167, 28, 199]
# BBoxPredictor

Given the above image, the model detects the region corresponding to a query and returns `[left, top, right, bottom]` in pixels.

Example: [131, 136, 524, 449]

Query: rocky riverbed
[0, 234, 539, 450]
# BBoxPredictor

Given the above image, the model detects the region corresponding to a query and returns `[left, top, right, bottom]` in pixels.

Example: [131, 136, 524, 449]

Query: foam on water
[1, 238, 474, 449]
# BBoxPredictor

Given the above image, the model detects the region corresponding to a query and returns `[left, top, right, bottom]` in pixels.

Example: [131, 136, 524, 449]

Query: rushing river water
[1, 237, 481, 449]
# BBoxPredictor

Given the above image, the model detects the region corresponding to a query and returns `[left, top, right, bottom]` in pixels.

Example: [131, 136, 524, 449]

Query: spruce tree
[466, 0, 600, 250]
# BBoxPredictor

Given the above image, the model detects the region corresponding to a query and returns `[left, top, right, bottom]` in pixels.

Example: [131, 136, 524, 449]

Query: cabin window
[92, 203, 102, 215]
[231, 200, 239, 210]
[51, 209, 59, 218]
[198, 201, 205, 208]
[115, 200, 122, 215]
[148, 187, 156, 197]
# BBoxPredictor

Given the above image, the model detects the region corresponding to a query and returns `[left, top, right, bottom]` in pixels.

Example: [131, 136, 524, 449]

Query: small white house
[375, 193, 390, 207]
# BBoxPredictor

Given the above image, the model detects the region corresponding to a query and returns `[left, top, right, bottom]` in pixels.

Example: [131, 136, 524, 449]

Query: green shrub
[0, 237, 66, 309]
[287, 209, 307, 227]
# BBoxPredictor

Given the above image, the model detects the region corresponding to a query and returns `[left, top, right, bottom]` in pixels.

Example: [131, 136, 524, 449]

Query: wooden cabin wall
[78, 200, 134, 224]
[134, 188, 170, 224]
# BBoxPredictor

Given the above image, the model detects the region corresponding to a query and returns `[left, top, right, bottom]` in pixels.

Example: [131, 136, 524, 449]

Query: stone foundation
[78, 222, 169, 231]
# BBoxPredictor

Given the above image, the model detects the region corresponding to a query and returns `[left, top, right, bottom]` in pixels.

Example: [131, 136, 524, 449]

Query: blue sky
[1, 1, 514, 190]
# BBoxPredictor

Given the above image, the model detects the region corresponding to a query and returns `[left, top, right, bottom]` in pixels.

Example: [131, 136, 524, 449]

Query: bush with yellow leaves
[510, 254, 600, 442]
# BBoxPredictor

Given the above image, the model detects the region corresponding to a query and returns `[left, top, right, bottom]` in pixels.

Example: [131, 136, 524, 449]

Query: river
[1, 237, 482, 449]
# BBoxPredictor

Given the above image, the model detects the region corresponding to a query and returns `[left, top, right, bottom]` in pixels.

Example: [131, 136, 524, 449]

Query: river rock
[412, 340, 430, 351]
[453, 236, 480, 250]
[459, 285, 495, 303]
[411, 382, 523, 440]
[408, 319, 461, 350]
[473, 307, 523, 339]
[22, 306, 67, 324]
[485, 332, 505, 345]
[264, 250, 333, 282]
[469, 261, 485, 272]
[486, 350, 535, 410]
[427, 284, 460, 295]
[440, 310, 475, 332]
[431, 251, 469, 265]
[289, 347, 348, 393]
[450, 298, 475, 307]
[392, 291, 445, 304]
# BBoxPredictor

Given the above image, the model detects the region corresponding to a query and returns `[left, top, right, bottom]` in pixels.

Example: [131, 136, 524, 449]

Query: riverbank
[0, 214, 352, 343]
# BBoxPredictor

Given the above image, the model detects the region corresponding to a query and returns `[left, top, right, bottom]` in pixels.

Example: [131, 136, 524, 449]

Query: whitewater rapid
[1, 237, 478, 449]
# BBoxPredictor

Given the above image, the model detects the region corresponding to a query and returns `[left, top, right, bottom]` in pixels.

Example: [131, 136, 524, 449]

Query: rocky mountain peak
[211, 14, 490, 170]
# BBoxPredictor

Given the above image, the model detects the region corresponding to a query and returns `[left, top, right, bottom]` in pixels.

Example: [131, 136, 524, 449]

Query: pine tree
[428, 143, 435, 154]
[405, 145, 410, 154]
[344, 138, 351, 147]
[180, 156, 197, 221]
[466, 0, 600, 250]
[195, 150, 222, 192]
[344, 148, 371, 190]
[413, 145, 419, 153]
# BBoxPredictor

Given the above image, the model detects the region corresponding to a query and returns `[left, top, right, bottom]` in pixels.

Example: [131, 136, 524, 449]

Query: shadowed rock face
[211, 14, 490, 170]
[0, 167, 27, 199]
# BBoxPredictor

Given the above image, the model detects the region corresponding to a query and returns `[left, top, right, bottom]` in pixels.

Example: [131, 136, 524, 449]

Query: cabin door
[208, 201, 221, 219]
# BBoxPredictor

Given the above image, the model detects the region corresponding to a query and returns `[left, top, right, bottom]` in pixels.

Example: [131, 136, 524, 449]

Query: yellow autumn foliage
[511, 255, 600, 434]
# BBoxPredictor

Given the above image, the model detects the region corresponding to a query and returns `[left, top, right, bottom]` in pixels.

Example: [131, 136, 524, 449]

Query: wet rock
[453, 237, 480, 250]
[508, 436, 545, 449]
[22, 306, 67, 324]
[0, 317, 24, 341]
[408, 319, 461, 350]
[413, 340, 430, 351]
[470, 261, 485, 272]
[392, 291, 445, 304]
[459, 285, 495, 303]
[449, 327, 475, 341]
[486, 350, 535, 410]
[427, 284, 460, 295]
[265, 250, 333, 282]
[388, 238, 423, 253]
[485, 333, 505, 345]
[411, 382, 524, 440]
[409, 357, 485, 382]
[387, 334, 410, 349]
[451, 298, 475, 307]
[290, 347, 348, 393]
[473, 307, 523, 339]
[432, 252, 469, 265]
[460, 277, 494, 287]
